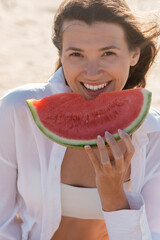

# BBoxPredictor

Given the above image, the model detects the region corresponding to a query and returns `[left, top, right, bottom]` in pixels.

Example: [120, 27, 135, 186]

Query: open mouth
[83, 82, 110, 91]
[80, 81, 112, 95]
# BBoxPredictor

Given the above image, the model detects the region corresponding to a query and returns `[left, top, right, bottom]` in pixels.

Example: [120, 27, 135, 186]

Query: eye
[70, 52, 83, 57]
[103, 51, 115, 56]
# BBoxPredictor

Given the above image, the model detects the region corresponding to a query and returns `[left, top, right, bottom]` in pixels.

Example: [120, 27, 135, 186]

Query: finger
[105, 131, 124, 168]
[84, 145, 101, 172]
[97, 135, 110, 165]
[118, 129, 135, 165]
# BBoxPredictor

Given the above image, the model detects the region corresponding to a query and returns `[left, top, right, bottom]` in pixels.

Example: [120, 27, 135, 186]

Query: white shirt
[0, 67, 160, 240]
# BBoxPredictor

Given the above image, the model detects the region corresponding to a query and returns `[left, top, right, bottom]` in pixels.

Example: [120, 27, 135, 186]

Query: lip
[80, 81, 112, 97]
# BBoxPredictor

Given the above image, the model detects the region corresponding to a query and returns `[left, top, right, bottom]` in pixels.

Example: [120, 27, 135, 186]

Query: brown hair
[52, 0, 160, 89]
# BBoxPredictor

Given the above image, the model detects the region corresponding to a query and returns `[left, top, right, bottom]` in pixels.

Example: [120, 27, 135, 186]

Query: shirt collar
[137, 107, 160, 134]
[132, 107, 160, 149]
[48, 67, 72, 94]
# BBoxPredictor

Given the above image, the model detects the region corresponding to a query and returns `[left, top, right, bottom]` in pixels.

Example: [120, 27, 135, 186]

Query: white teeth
[83, 82, 109, 91]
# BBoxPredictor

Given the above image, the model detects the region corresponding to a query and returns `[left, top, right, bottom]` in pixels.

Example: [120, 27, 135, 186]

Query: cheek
[114, 62, 130, 88]
[61, 60, 72, 82]
[62, 67, 78, 89]
[63, 69, 73, 85]
[62, 62, 83, 86]
[62, 56, 75, 74]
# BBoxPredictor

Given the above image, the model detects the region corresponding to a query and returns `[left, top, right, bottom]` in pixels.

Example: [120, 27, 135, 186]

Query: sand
[0, 0, 160, 109]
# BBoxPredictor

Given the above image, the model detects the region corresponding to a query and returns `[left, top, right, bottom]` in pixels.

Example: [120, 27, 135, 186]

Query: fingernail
[118, 129, 125, 136]
[84, 145, 90, 151]
[97, 135, 103, 144]
[105, 131, 112, 139]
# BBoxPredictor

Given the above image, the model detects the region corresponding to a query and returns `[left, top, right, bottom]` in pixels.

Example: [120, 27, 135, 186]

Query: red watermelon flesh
[26, 88, 151, 148]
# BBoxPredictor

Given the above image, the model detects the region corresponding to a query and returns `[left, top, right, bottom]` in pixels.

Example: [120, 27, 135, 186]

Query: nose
[83, 60, 103, 80]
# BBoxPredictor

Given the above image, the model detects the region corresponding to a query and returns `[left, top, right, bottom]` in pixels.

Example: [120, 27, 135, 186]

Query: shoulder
[143, 109, 160, 180]
[137, 107, 160, 135]
[140, 108, 160, 164]
[0, 67, 71, 110]
[0, 82, 51, 107]
[132, 107, 160, 154]
[0, 82, 55, 123]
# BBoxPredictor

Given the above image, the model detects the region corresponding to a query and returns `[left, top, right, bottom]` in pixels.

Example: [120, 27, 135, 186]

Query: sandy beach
[0, 0, 160, 109]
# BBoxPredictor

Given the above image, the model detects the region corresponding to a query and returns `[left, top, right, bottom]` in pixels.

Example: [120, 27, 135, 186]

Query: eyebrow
[100, 46, 120, 51]
[65, 46, 120, 52]
[65, 47, 84, 52]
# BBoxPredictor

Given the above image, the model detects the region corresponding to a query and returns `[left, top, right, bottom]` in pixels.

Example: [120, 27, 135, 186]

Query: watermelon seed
[86, 120, 89, 123]
[98, 114, 101, 118]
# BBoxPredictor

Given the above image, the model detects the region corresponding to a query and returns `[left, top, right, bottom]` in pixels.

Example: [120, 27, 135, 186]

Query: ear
[130, 48, 140, 66]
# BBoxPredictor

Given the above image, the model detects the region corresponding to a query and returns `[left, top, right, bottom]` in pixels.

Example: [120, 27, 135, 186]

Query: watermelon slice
[26, 88, 151, 148]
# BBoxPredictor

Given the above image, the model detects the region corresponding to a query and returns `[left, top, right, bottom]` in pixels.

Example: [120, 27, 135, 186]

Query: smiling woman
[60, 21, 140, 100]
[0, 0, 160, 240]
[53, 0, 159, 90]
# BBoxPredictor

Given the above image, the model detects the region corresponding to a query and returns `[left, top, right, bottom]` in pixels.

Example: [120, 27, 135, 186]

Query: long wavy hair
[52, 0, 160, 89]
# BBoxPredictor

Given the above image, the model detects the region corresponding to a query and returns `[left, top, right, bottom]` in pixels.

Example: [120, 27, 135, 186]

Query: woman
[0, 0, 160, 239]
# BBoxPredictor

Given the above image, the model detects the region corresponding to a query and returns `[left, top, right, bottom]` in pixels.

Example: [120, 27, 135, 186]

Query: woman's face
[61, 20, 140, 100]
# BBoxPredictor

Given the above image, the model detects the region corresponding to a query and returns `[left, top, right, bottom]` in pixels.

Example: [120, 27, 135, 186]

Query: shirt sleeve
[102, 131, 160, 240]
[0, 96, 22, 239]
[102, 191, 152, 240]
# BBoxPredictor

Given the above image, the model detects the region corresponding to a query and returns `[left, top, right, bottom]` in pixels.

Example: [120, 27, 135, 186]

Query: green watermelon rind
[26, 88, 151, 149]
[120, 88, 152, 135]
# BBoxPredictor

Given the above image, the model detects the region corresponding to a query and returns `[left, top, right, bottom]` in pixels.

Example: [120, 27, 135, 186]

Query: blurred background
[0, 0, 160, 109]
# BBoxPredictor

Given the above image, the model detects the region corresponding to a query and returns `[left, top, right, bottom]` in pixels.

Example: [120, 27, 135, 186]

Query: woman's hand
[84, 129, 135, 212]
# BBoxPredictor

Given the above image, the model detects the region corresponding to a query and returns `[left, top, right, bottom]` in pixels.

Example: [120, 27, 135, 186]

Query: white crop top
[61, 181, 131, 219]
